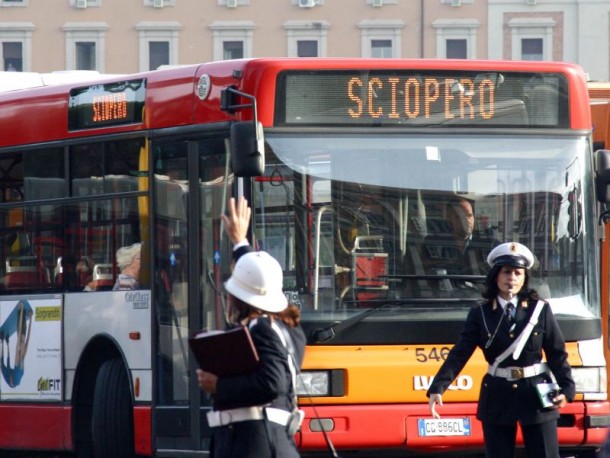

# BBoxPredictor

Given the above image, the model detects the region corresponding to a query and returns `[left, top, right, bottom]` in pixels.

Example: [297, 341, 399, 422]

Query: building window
[76, 42, 95, 70]
[223, 41, 243, 60]
[284, 20, 328, 58]
[0, 22, 34, 72]
[63, 22, 108, 71]
[136, 22, 181, 71]
[446, 39, 467, 59]
[432, 19, 479, 59]
[69, 0, 101, 7]
[371, 39, 392, 58]
[290, 0, 325, 5]
[508, 17, 555, 61]
[143, 0, 176, 6]
[149, 41, 169, 69]
[358, 20, 404, 58]
[2, 42, 22, 71]
[365, 0, 398, 5]
[521, 38, 543, 61]
[209, 21, 254, 61]
[0, 0, 27, 6]
[217, 0, 249, 6]
[297, 40, 318, 57]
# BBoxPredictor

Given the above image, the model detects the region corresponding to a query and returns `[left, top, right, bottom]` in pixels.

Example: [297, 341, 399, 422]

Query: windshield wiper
[311, 304, 388, 343]
[310, 297, 481, 343]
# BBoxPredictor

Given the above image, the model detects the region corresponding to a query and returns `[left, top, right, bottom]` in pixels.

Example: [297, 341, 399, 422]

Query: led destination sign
[276, 70, 568, 128]
[68, 79, 146, 130]
[347, 76, 496, 120]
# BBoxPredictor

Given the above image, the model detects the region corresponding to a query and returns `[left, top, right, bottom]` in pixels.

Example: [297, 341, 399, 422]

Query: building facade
[0, 0, 608, 80]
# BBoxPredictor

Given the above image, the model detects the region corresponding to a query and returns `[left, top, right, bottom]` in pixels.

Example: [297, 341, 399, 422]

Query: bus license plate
[417, 418, 471, 437]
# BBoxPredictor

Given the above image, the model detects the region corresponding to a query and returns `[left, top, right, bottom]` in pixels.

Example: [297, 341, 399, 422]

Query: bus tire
[92, 358, 135, 458]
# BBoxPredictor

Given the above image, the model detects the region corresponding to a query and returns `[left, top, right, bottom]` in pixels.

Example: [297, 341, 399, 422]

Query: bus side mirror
[596, 149, 610, 203]
[230, 121, 265, 177]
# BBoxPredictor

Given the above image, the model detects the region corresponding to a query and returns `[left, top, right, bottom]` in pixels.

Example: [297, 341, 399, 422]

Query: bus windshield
[255, 133, 597, 329]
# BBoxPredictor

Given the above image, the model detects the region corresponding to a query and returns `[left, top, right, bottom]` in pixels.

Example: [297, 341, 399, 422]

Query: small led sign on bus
[68, 79, 146, 130]
[92, 92, 128, 123]
[276, 70, 568, 128]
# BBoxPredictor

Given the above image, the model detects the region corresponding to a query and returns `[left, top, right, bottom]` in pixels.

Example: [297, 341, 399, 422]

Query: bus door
[152, 133, 234, 454]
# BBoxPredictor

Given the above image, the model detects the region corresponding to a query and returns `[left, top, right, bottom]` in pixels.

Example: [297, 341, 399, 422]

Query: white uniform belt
[488, 363, 547, 381]
[206, 406, 292, 428]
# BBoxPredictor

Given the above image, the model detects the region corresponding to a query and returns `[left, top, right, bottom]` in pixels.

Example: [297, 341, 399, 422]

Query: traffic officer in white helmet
[197, 197, 306, 458]
[426, 242, 575, 458]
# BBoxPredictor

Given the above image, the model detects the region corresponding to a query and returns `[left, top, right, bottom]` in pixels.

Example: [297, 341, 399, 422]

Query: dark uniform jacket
[427, 296, 575, 426]
[209, 244, 306, 458]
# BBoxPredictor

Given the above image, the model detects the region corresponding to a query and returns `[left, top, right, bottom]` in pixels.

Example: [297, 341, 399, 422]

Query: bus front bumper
[297, 401, 610, 452]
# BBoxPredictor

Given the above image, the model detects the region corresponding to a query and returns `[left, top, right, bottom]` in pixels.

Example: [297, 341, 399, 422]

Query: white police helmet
[486, 242, 535, 269]
[224, 251, 288, 313]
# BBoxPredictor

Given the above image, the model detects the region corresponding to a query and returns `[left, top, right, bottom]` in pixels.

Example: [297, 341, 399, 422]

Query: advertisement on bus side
[0, 297, 62, 401]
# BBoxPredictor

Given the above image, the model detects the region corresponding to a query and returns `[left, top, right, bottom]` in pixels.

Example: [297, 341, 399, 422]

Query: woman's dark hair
[230, 296, 254, 323]
[482, 264, 539, 301]
[278, 304, 301, 328]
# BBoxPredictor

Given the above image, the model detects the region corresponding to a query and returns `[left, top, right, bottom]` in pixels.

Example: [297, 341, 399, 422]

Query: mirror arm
[220, 86, 259, 126]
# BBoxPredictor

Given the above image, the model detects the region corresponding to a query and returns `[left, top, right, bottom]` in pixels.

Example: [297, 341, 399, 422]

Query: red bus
[0, 59, 609, 457]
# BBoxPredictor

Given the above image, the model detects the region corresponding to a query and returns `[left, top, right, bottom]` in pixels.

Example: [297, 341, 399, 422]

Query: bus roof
[0, 70, 119, 93]
[0, 59, 592, 148]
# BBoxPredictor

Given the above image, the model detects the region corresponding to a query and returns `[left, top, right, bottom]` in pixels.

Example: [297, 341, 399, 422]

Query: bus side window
[66, 139, 147, 293]
[0, 148, 66, 293]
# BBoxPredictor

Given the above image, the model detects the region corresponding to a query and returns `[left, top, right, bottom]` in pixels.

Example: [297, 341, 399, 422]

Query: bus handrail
[313, 205, 334, 311]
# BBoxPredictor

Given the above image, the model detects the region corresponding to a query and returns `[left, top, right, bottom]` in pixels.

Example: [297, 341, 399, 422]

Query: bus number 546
[415, 347, 451, 363]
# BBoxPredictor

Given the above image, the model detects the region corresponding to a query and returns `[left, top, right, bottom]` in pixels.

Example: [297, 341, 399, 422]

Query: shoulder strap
[511, 299, 545, 360]
[489, 299, 545, 373]
[270, 321, 299, 409]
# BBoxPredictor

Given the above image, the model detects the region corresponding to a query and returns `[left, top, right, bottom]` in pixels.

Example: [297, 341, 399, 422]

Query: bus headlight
[296, 369, 345, 397]
[297, 371, 329, 396]
[572, 367, 605, 393]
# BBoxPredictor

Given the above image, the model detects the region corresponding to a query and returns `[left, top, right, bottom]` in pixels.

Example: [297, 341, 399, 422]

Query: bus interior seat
[350, 235, 388, 303]
[54, 256, 63, 285]
[91, 263, 114, 290]
[4, 256, 40, 289]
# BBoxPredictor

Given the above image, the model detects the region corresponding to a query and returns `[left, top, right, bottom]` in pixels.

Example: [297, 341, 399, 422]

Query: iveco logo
[413, 375, 473, 391]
